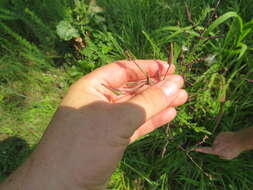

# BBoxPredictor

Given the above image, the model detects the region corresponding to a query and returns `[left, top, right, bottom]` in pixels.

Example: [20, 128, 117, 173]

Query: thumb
[127, 76, 183, 122]
[194, 147, 217, 155]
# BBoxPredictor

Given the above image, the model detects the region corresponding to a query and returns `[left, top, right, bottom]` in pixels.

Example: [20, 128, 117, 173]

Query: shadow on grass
[0, 137, 31, 183]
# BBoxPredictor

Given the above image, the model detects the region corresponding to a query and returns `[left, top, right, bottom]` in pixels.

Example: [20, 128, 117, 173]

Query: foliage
[56, 20, 80, 41]
[1, 0, 253, 189]
[98, 0, 253, 189]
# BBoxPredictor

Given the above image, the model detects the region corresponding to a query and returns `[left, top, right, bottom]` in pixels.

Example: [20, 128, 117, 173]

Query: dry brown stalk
[188, 135, 209, 152]
[125, 51, 150, 85]
[196, 35, 224, 40]
[208, 0, 221, 25]
[161, 123, 174, 158]
[184, 2, 194, 25]
[102, 44, 174, 98]
[101, 83, 124, 96]
[242, 78, 253, 83]
[213, 97, 226, 133]
[179, 145, 213, 180]
[163, 42, 174, 80]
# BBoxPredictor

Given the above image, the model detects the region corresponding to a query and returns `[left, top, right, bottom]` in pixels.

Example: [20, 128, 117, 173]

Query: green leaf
[142, 30, 162, 58]
[193, 127, 212, 135]
[154, 25, 199, 45]
[56, 21, 79, 41]
[179, 176, 200, 186]
[203, 12, 243, 37]
[237, 43, 247, 60]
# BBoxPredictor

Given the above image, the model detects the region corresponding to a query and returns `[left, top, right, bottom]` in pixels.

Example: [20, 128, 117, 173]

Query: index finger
[194, 147, 218, 155]
[83, 60, 175, 88]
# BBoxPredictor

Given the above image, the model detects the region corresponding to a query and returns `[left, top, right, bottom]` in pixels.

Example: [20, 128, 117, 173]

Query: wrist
[235, 127, 253, 152]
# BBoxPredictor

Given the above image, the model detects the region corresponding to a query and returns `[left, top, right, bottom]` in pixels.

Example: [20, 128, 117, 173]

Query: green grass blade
[237, 43, 248, 60]
[203, 12, 243, 36]
[142, 30, 162, 58]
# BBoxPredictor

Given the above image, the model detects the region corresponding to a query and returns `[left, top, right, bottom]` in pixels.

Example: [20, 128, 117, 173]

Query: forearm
[0, 149, 80, 190]
[0, 123, 87, 190]
[236, 126, 253, 152]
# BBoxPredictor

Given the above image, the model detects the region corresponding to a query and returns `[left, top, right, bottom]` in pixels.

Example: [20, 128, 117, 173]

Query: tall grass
[0, 0, 253, 189]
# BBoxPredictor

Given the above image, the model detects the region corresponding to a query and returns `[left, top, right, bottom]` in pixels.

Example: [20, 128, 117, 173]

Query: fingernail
[160, 80, 179, 96]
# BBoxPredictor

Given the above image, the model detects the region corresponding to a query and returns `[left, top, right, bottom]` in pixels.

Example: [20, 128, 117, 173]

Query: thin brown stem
[161, 123, 173, 158]
[184, 2, 194, 25]
[196, 35, 224, 40]
[242, 78, 253, 83]
[125, 51, 150, 85]
[213, 101, 225, 133]
[101, 83, 123, 96]
[188, 135, 209, 152]
[178, 145, 213, 180]
[208, 0, 222, 25]
[163, 42, 174, 80]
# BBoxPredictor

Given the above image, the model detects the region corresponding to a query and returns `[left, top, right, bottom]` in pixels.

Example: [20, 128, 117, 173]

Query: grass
[0, 66, 69, 181]
[0, 0, 253, 189]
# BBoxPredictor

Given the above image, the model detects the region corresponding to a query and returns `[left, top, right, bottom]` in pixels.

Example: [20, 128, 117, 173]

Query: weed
[1, 0, 253, 189]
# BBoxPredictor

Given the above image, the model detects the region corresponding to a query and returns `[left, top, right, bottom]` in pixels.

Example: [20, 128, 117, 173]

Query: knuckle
[179, 89, 189, 101]
[173, 75, 185, 86]
[166, 75, 184, 87]
[140, 90, 157, 108]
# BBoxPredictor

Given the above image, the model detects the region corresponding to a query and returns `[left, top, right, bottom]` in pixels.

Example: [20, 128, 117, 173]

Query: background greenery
[0, 0, 253, 189]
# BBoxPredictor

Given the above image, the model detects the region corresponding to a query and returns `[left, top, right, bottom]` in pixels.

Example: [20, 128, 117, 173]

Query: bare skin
[0, 60, 188, 190]
[195, 126, 253, 160]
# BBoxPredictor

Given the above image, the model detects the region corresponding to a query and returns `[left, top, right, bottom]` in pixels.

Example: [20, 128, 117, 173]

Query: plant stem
[125, 51, 150, 85]
[163, 42, 173, 80]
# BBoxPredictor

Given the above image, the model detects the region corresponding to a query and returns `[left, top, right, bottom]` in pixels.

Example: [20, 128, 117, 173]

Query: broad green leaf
[56, 20, 79, 41]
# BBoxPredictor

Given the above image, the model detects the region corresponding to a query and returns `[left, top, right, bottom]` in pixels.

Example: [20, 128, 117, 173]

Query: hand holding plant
[0, 60, 188, 190]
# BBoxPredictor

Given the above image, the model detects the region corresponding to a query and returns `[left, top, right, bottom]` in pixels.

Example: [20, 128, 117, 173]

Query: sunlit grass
[0, 0, 253, 189]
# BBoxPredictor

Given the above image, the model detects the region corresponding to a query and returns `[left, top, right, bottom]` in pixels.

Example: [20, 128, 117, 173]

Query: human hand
[1, 60, 187, 190]
[194, 132, 244, 160]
